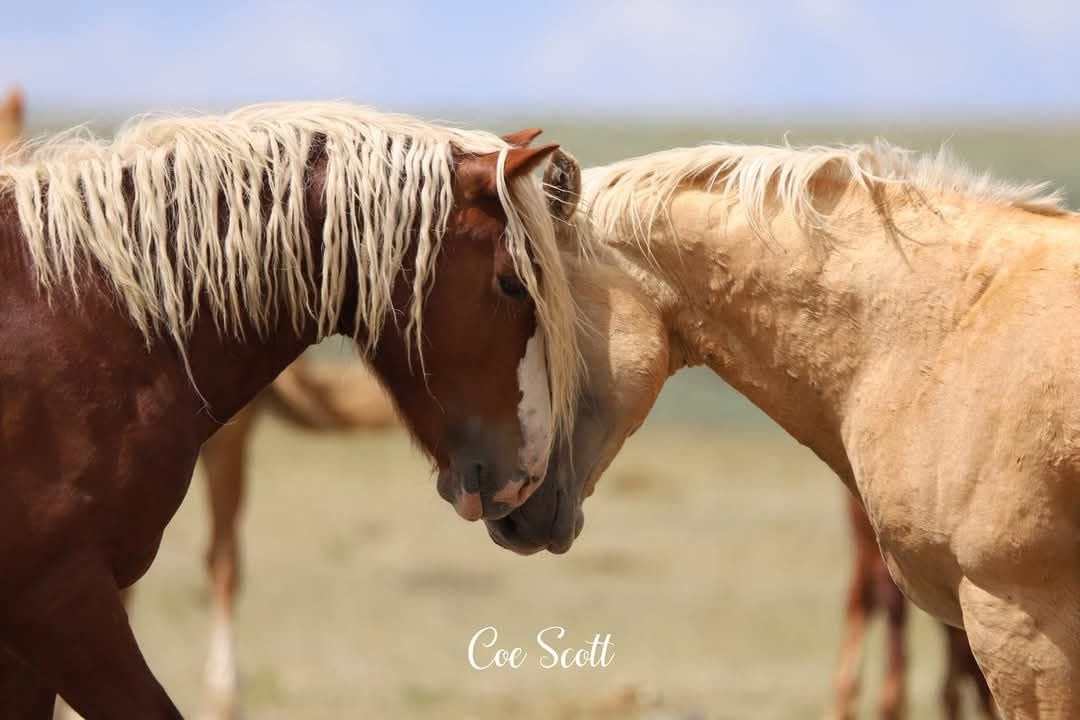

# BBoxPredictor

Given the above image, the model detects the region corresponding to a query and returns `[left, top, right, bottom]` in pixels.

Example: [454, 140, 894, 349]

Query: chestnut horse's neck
[0, 159, 334, 444]
[178, 157, 333, 438]
[182, 308, 320, 438]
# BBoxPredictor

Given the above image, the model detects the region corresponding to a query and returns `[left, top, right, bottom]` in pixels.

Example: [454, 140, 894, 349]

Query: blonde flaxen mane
[0, 101, 581, 440]
[581, 139, 1071, 248]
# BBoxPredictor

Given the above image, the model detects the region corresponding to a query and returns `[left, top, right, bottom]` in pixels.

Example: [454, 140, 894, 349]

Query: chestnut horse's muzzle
[437, 463, 543, 522]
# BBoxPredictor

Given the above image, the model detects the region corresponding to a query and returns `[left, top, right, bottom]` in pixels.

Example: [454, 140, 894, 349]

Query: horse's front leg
[200, 402, 257, 720]
[1, 550, 181, 720]
[941, 625, 995, 720]
[52, 588, 136, 720]
[960, 577, 1080, 719]
[0, 647, 55, 719]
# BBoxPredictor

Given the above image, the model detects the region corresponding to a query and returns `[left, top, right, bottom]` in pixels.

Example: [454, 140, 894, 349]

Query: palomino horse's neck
[610, 183, 989, 481]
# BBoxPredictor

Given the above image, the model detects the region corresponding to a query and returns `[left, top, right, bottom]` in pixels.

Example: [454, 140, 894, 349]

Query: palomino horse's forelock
[0, 101, 582, 447]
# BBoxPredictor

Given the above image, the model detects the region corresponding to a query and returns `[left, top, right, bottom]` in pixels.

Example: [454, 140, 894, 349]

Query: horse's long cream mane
[581, 140, 1070, 247]
[0, 101, 580, 439]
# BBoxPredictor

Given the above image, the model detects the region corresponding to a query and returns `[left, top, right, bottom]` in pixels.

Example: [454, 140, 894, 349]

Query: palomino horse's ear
[500, 127, 543, 147]
[542, 148, 581, 222]
[458, 143, 561, 200]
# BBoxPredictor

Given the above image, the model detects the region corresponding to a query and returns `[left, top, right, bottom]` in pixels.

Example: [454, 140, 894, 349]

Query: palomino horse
[0, 102, 583, 719]
[832, 495, 995, 720]
[539, 147, 995, 720]
[497, 145, 1080, 718]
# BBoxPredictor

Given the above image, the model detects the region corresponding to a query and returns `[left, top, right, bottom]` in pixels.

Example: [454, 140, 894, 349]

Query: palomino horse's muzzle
[483, 446, 585, 554]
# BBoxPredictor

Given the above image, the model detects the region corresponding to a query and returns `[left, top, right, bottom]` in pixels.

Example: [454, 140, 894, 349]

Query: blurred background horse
[0, 86, 23, 146]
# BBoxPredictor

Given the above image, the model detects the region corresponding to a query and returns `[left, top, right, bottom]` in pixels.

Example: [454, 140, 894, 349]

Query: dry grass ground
[129, 368, 980, 719]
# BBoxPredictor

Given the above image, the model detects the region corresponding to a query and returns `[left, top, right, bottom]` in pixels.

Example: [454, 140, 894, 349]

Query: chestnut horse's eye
[497, 274, 528, 300]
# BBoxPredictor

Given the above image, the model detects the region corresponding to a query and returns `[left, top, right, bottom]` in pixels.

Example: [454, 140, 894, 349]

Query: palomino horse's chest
[850, 453, 966, 624]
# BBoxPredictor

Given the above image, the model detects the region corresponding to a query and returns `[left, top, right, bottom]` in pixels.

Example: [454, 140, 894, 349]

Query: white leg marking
[52, 699, 84, 720]
[203, 605, 240, 720]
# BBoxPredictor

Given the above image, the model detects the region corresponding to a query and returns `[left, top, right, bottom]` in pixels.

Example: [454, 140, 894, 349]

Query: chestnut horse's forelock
[0, 101, 583, 448]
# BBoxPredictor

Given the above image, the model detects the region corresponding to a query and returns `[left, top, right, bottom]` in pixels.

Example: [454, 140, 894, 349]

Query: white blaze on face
[517, 330, 553, 479]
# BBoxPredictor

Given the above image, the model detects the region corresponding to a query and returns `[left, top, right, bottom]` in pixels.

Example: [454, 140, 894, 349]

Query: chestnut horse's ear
[542, 148, 581, 223]
[458, 143, 561, 200]
[503, 143, 561, 180]
[500, 127, 543, 147]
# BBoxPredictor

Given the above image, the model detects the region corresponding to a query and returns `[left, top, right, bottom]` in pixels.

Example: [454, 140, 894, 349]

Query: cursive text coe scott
[467, 626, 615, 670]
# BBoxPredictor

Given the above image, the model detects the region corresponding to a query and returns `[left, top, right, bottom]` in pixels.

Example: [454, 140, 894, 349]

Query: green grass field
[36, 115, 1076, 718]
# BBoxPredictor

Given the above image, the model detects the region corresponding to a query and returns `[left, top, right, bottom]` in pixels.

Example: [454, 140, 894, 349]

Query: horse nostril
[463, 462, 486, 494]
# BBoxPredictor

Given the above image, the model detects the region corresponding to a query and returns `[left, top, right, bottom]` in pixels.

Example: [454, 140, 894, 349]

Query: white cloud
[2, 0, 1076, 116]
[0, 0, 421, 111]
[522, 0, 764, 111]
[987, 0, 1080, 51]
[784, 0, 949, 107]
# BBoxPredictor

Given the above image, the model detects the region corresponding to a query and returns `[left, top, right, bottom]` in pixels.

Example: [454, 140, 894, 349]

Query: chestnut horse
[831, 495, 995, 720]
[2, 91, 403, 719]
[1, 91, 399, 720]
[0, 102, 583, 719]
[505, 145, 1080, 718]
[146, 127, 552, 720]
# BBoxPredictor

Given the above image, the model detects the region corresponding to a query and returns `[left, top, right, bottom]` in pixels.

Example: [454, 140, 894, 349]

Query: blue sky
[2, 0, 1078, 118]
